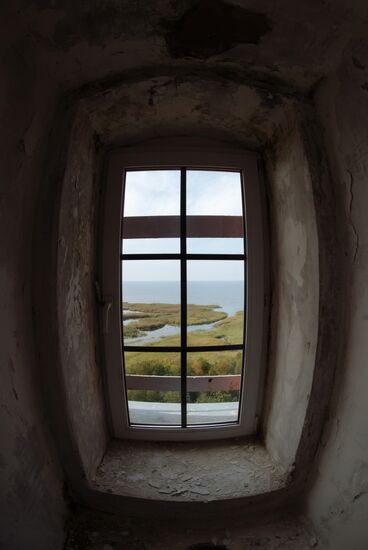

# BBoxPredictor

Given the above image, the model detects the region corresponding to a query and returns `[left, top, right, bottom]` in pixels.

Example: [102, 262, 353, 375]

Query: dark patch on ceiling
[188, 544, 229, 550]
[163, 0, 271, 59]
[352, 56, 365, 71]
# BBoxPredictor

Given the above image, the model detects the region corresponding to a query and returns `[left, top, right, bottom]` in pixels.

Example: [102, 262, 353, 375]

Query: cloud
[124, 169, 243, 217]
[124, 170, 180, 216]
[122, 170, 244, 281]
[187, 170, 242, 215]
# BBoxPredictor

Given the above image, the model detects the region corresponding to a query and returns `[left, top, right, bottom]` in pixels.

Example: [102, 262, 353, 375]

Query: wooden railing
[126, 374, 241, 392]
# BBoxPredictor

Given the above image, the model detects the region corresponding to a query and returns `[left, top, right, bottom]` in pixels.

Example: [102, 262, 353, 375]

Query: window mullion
[180, 168, 187, 428]
[238, 171, 248, 423]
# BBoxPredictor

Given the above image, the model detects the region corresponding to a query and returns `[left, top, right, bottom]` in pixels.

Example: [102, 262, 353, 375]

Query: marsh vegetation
[123, 303, 227, 338]
[122, 303, 244, 404]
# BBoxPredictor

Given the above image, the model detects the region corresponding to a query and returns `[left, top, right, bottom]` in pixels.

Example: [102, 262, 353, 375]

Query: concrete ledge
[92, 438, 287, 504]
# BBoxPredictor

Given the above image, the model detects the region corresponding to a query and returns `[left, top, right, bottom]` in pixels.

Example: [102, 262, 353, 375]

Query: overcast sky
[122, 170, 244, 281]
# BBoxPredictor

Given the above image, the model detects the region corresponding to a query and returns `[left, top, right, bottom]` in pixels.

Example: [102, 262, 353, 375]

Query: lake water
[123, 281, 244, 343]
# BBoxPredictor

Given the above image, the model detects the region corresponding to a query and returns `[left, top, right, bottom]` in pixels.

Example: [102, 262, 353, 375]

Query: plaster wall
[31, 97, 110, 504]
[49, 74, 324, 503]
[264, 121, 319, 472]
[0, 56, 332, 548]
[1, 2, 368, 548]
[307, 49, 368, 549]
[56, 107, 108, 478]
[0, 40, 67, 550]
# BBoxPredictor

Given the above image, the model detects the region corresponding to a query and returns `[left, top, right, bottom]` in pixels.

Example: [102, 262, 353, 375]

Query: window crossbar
[121, 253, 246, 260]
[122, 344, 243, 352]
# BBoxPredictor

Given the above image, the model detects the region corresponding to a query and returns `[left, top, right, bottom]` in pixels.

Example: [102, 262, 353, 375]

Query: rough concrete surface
[57, 108, 108, 479]
[0, 34, 67, 550]
[1, 1, 368, 549]
[306, 45, 368, 550]
[54, 72, 326, 498]
[2, 0, 367, 91]
[263, 119, 320, 473]
[64, 509, 317, 550]
[94, 439, 286, 502]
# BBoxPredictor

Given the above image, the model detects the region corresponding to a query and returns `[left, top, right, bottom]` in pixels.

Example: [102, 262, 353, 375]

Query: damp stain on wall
[163, 0, 272, 59]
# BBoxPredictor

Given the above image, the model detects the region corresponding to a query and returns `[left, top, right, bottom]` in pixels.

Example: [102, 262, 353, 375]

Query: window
[101, 140, 266, 440]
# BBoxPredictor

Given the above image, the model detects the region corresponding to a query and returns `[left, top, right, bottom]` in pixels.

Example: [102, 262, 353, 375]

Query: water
[123, 281, 244, 315]
[123, 281, 244, 343]
[124, 320, 220, 343]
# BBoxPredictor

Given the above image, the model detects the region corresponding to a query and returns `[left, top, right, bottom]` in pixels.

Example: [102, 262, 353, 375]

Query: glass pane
[123, 238, 180, 254]
[187, 237, 243, 254]
[123, 170, 181, 254]
[122, 260, 180, 347]
[187, 350, 242, 425]
[124, 352, 181, 426]
[124, 170, 181, 216]
[186, 170, 244, 254]
[187, 260, 244, 346]
[187, 170, 243, 216]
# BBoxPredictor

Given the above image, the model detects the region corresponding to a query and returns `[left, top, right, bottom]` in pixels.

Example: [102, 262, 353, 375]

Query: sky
[122, 170, 244, 281]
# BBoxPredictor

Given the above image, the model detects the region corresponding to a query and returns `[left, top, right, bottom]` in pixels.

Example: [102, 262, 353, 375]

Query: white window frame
[100, 138, 266, 441]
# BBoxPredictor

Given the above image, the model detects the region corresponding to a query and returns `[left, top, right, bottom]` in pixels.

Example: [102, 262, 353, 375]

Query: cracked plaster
[1, 1, 368, 549]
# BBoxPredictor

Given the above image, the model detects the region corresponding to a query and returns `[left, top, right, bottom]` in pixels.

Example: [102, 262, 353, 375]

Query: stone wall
[307, 47, 368, 549]
[0, 34, 67, 550]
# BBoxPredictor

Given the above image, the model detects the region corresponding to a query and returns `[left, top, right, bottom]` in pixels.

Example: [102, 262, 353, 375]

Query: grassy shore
[123, 302, 227, 338]
[123, 302, 244, 404]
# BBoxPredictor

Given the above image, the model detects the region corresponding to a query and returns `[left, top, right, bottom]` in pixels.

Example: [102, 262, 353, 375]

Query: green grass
[123, 325, 143, 338]
[124, 348, 242, 377]
[122, 302, 227, 338]
[123, 303, 244, 404]
[124, 310, 243, 348]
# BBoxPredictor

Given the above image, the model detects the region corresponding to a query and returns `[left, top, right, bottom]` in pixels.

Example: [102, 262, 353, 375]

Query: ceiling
[2, 0, 368, 92]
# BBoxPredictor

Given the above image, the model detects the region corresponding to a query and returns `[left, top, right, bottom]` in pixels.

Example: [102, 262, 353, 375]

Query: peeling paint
[163, 0, 271, 59]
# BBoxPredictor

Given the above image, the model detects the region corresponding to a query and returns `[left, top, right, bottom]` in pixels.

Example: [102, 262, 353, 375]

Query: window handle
[102, 299, 113, 334]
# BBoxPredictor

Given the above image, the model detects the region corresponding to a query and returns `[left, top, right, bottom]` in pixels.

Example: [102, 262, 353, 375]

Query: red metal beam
[122, 216, 243, 239]
[126, 374, 241, 392]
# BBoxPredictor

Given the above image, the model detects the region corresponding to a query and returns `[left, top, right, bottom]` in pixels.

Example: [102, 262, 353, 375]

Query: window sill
[92, 437, 287, 503]
[128, 400, 238, 425]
